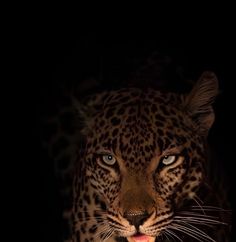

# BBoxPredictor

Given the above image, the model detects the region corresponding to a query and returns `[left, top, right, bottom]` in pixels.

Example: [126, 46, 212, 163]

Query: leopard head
[72, 72, 219, 241]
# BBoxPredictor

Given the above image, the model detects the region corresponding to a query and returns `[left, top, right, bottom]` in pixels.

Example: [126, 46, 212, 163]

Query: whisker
[162, 230, 173, 241]
[169, 225, 205, 242]
[193, 194, 204, 204]
[174, 220, 218, 229]
[192, 196, 205, 215]
[103, 227, 115, 241]
[177, 211, 222, 219]
[189, 205, 231, 212]
[170, 222, 216, 242]
[108, 222, 129, 231]
[178, 220, 215, 232]
[94, 223, 111, 241]
[174, 216, 226, 225]
[159, 232, 166, 241]
[164, 228, 183, 242]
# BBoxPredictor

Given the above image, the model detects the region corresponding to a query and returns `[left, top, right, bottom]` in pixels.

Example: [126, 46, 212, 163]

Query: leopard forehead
[85, 88, 200, 168]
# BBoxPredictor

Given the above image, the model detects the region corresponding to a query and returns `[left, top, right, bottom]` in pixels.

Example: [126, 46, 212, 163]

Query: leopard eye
[161, 155, 177, 165]
[102, 154, 117, 165]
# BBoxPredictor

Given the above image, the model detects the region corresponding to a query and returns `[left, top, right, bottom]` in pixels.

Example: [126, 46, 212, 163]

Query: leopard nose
[124, 211, 149, 230]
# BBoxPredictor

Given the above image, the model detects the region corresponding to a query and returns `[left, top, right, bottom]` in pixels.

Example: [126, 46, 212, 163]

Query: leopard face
[71, 72, 220, 241]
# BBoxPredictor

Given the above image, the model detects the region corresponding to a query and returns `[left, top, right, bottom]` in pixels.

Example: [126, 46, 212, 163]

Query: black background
[39, 15, 235, 242]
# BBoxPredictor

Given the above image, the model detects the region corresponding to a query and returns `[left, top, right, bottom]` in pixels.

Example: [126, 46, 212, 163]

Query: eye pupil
[108, 155, 113, 160]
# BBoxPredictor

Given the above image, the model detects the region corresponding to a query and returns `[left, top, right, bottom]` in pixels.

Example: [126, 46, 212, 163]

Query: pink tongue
[131, 234, 152, 242]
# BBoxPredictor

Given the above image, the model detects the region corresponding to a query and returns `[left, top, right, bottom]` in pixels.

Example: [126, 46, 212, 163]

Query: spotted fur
[60, 71, 230, 242]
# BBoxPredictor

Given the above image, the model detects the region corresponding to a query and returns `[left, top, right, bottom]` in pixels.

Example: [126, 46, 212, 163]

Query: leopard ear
[183, 71, 219, 135]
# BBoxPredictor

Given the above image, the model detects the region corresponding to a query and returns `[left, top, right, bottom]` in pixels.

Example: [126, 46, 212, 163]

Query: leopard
[41, 71, 231, 241]
[67, 71, 231, 242]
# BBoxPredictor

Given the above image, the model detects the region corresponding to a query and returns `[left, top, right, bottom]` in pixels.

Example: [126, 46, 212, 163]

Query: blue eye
[102, 154, 117, 165]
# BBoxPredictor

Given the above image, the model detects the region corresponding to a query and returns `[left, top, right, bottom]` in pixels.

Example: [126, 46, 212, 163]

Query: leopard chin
[127, 235, 156, 242]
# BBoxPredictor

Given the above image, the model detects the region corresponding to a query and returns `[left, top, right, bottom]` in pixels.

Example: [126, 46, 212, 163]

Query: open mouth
[127, 233, 156, 242]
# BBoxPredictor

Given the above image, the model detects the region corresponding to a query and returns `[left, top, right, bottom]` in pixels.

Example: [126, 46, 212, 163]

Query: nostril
[124, 211, 149, 231]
